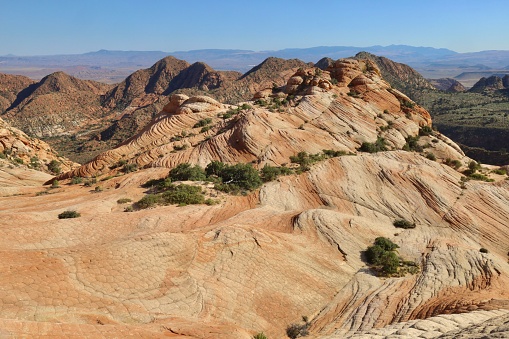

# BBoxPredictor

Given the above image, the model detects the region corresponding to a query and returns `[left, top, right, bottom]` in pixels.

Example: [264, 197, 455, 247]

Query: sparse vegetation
[403, 135, 423, 152]
[425, 152, 437, 161]
[122, 163, 138, 173]
[193, 118, 212, 128]
[117, 198, 132, 204]
[445, 158, 462, 169]
[260, 164, 293, 182]
[51, 180, 60, 188]
[169, 163, 207, 181]
[393, 219, 416, 229]
[253, 333, 268, 339]
[286, 321, 309, 339]
[58, 210, 80, 219]
[70, 176, 83, 185]
[359, 137, 387, 153]
[48, 160, 61, 174]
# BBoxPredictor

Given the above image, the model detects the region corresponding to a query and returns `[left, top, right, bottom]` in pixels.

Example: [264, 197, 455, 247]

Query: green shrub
[468, 173, 494, 182]
[193, 118, 212, 128]
[0, 152, 5, 159]
[403, 135, 423, 152]
[136, 194, 161, 209]
[117, 198, 132, 204]
[122, 163, 138, 173]
[51, 180, 60, 188]
[58, 210, 80, 219]
[261, 164, 294, 182]
[425, 152, 436, 161]
[359, 137, 387, 153]
[173, 144, 188, 151]
[48, 160, 61, 174]
[374, 237, 399, 251]
[169, 163, 207, 181]
[393, 219, 416, 229]
[253, 332, 268, 339]
[160, 184, 205, 205]
[492, 168, 507, 175]
[70, 176, 83, 185]
[200, 126, 211, 133]
[205, 160, 227, 177]
[286, 323, 309, 339]
[13, 157, 24, 164]
[94, 186, 103, 192]
[124, 205, 134, 212]
[216, 163, 262, 191]
[419, 126, 433, 136]
[445, 158, 462, 169]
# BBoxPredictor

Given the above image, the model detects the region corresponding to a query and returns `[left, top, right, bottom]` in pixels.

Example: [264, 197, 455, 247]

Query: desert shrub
[468, 173, 494, 182]
[122, 163, 138, 173]
[205, 160, 227, 177]
[402, 100, 415, 108]
[322, 149, 347, 157]
[393, 219, 416, 229]
[173, 144, 188, 151]
[286, 323, 309, 339]
[425, 152, 436, 161]
[94, 186, 103, 192]
[117, 198, 132, 204]
[0, 152, 5, 159]
[83, 177, 97, 187]
[261, 164, 294, 182]
[359, 137, 387, 153]
[403, 135, 423, 152]
[193, 118, 212, 128]
[124, 205, 134, 212]
[215, 163, 262, 191]
[419, 126, 433, 136]
[29, 156, 40, 169]
[13, 157, 24, 164]
[48, 160, 61, 174]
[366, 237, 403, 275]
[204, 198, 219, 205]
[445, 158, 462, 169]
[200, 126, 211, 133]
[480, 247, 489, 253]
[253, 333, 268, 339]
[160, 184, 204, 206]
[51, 180, 60, 188]
[101, 175, 113, 181]
[374, 237, 399, 251]
[169, 163, 207, 181]
[136, 194, 161, 209]
[58, 210, 80, 219]
[492, 168, 507, 175]
[70, 176, 83, 185]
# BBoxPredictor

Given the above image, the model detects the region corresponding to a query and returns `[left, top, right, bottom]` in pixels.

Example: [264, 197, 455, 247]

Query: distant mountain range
[2, 45, 509, 86]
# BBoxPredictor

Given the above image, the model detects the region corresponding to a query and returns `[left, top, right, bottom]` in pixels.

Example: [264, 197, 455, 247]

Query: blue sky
[1, 0, 508, 55]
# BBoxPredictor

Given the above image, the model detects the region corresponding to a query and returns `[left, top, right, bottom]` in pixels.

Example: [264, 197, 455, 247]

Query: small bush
[365, 237, 403, 276]
[193, 118, 212, 128]
[374, 237, 399, 251]
[492, 168, 507, 175]
[124, 205, 134, 212]
[253, 332, 268, 339]
[58, 210, 80, 219]
[136, 194, 161, 209]
[94, 186, 103, 192]
[393, 219, 416, 229]
[419, 126, 433, 136]
[359, 137, 387, 153]
[70, 176, 83, 185]
[48, 160, 61, 174]
[261, 164, 294, 182]
[51, 180, 60, 188]
[13, 157, 24, 164]
[123, 163, 138, 173]
[286, 323, 309, 339]
[403, 135, 423, 152]
[480, 247, 489, 253]
[445, 158, 462, 169]
[425, 153, 436, 161]
[117, 198, 132, 204]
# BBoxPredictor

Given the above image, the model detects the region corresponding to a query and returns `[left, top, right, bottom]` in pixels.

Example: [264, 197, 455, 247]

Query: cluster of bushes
[403, 135, 423, 152]
[358, 137, 387, 153]
[365, 237, 419, 276]
[220, 103, 252, 119]
[463, 160, 494, 182]
[137, 184, 209, 208]
[254, 98, 288, 112]
[286, 316, 310, 339]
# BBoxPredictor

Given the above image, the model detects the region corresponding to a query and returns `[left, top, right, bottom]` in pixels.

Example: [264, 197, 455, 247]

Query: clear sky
[1, 0, 508, 56]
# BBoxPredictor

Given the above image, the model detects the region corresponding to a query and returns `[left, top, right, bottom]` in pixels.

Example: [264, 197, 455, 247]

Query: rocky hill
[2, 71, 112, 138]
[0, 117, 78, 175]
[0, 73, 35, 113]
[429, 77, 466, 92]
[469, 74, 509, 93]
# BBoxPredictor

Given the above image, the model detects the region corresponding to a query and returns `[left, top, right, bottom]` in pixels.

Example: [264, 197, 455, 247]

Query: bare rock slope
[1, 58, 509, 338]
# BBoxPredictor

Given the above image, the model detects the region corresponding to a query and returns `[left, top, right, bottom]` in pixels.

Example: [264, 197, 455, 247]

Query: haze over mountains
[2, 45, 509, 86]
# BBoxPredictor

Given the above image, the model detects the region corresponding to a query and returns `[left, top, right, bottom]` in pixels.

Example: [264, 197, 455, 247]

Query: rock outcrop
[429, 78, 466, 92]
[2, 57, 509, 338]
[469, 74, 509, 93]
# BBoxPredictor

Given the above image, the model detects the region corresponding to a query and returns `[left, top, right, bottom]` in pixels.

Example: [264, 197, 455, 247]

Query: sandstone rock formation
[0, 117, 78, 173]
[469, 74, 509, 93]
[2, 58, 509, 338]
[0, 73, 35, 113]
